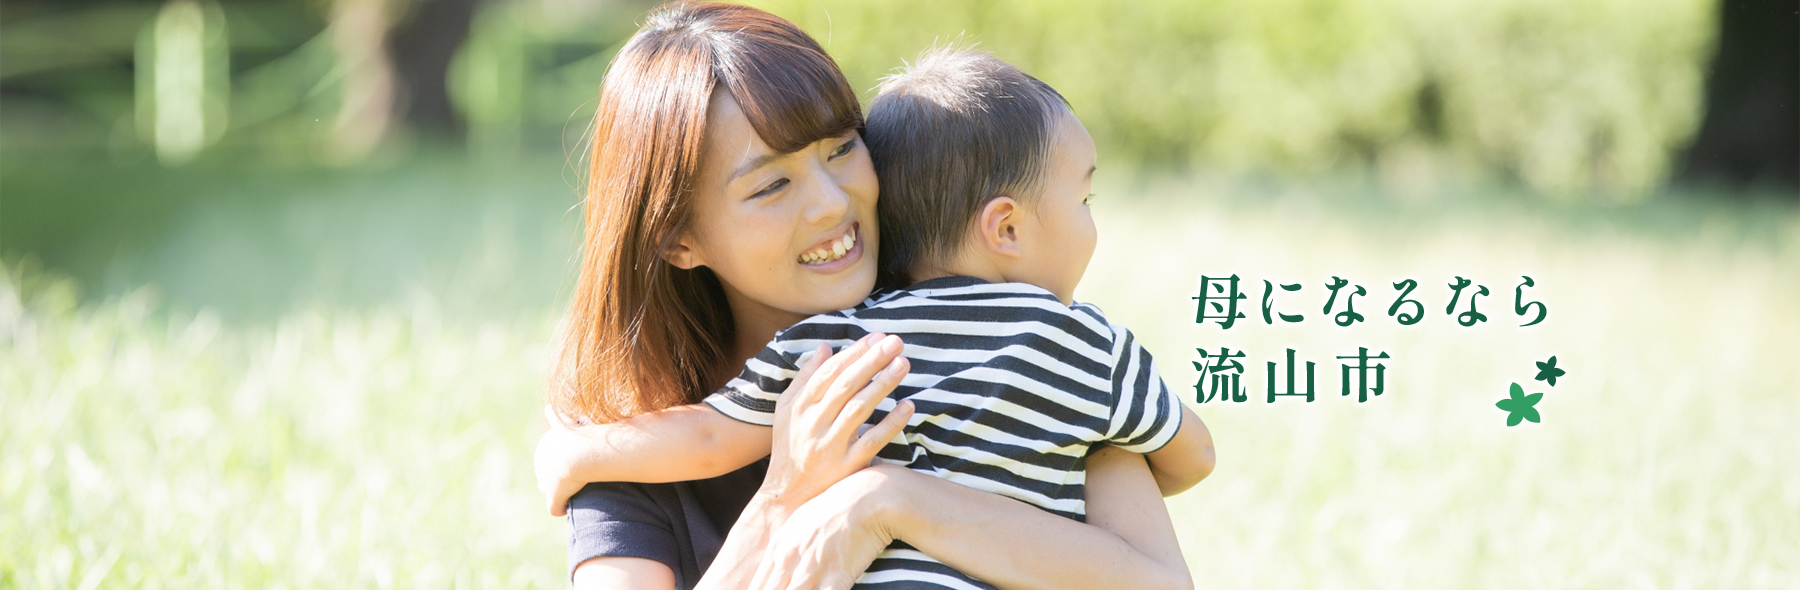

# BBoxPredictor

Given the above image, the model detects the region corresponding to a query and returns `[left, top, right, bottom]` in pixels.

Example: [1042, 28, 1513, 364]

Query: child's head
[865, 48, 1098, 304]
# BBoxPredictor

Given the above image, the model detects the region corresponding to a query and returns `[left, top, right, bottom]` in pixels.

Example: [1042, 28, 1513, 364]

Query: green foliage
[3, 0, 1716, 198]
[743, 0, 1713, 197]
[446, 0, 646, 156]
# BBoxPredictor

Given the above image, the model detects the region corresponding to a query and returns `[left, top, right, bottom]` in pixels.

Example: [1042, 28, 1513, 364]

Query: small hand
[536, 405, 599, 517]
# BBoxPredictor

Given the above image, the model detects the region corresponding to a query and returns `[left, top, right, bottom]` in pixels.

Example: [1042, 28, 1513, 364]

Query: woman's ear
[976, 196, 1024, 258]
[661, 233, 704, 269]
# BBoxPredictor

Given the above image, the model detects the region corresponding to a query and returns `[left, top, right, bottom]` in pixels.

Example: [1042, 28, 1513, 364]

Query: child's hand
[536, 405, 601, 517]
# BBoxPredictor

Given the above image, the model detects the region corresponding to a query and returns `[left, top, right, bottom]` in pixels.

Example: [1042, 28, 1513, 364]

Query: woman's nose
[800, 167, 851, 225]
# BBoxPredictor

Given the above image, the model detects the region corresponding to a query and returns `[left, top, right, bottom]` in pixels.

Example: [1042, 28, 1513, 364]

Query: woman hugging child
[544, 43, 1216, 589]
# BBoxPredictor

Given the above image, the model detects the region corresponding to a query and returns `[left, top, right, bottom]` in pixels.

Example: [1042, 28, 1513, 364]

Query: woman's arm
[566, 334, 912, 590]
[696, 336, 916, 590]
[753, 446, 1193, 590]
[583, 328, 1194, 589]
[572, 557, 677, 590]
[899, 448, 1191, 589]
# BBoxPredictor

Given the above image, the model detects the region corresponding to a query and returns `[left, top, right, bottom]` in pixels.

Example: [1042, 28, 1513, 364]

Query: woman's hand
[696, 333, 914, 590]
[749, 467, 902, 590]
[757, 333, 915, 509]
[806, 447, 1192, 590]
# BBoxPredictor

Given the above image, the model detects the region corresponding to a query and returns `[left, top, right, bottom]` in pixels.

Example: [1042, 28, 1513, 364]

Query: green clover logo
[1496, 382, 1542, 427]
[1534, 356, 1566, 386]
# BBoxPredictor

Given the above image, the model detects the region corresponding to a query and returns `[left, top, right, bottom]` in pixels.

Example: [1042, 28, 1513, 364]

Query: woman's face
[666, 90, 880, 323]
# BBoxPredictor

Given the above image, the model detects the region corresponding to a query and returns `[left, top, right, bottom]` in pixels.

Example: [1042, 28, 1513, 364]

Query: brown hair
[863, 48, 1070, 286]
[551, 1, 862, 424]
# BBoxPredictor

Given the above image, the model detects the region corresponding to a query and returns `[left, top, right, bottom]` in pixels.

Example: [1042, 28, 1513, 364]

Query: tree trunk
[387, 0, 482, 142]
[1677, 0, 1800, 192]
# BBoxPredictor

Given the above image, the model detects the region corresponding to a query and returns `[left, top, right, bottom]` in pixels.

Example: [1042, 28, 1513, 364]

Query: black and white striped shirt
[704, 275, 1182, 589]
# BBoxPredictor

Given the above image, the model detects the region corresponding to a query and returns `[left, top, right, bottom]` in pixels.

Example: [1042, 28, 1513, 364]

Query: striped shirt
[703, 276, 1183, 589]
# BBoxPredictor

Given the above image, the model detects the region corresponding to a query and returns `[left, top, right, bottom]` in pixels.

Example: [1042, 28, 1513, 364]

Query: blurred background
[3, 0, 1796, 587]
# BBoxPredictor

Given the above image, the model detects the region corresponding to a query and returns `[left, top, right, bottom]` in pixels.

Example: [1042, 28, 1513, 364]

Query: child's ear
[661, 233, 704, 269]
[976, 196, 1024, 258]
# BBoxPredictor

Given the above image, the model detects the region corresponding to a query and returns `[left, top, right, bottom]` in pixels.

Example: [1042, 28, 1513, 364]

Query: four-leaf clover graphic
[1534, 356, 1566, 386]
[1496, 383, 1542, 427]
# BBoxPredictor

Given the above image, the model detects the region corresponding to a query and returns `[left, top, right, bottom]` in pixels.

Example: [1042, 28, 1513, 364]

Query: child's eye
[1083, 193, 1094, 206]
[828, 138, 856, 159]
[753, 178, 790, 198]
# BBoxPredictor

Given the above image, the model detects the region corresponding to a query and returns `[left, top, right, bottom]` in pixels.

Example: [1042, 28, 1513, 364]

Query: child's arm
[1143, 404, 1215, 497]
[1099, 319, 1216, 497]
[537, 403, 770, 516]
[540, 333, 885, 516]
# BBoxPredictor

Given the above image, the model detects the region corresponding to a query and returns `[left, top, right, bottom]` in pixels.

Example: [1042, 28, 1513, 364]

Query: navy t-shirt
[566, 456, 770, 588]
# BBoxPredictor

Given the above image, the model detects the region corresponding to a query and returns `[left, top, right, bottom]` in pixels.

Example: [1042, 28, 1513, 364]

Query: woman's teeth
[800, 231, 856, 265]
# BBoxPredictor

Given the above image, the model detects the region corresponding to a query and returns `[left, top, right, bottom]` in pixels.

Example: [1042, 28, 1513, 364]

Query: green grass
[0, 262, 565, 587]
[3, 175, 1797, 587]
[1083, 180, 1800, 588]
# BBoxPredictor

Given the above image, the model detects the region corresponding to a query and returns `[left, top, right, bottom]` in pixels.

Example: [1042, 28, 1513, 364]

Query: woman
[535, 3, 1198, 588]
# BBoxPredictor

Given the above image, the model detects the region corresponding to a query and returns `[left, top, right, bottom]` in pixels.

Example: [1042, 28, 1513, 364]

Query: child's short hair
[864, 47, 1069, 285]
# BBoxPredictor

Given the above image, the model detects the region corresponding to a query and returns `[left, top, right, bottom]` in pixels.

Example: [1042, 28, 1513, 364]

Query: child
[554, 48, 1214, 587]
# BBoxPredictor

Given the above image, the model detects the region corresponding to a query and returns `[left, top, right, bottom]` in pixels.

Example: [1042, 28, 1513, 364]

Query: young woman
[534, 3, 1197, 588]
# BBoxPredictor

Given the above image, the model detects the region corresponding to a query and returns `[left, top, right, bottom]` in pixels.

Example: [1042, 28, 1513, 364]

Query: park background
[3, 0, 1797, 587]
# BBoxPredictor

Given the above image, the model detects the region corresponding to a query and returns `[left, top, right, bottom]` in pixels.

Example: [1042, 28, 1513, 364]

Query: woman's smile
[798, 222, 863, 270]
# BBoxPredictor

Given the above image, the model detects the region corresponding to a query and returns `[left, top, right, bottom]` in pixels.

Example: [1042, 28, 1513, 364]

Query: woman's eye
[828, 139, 856, 159]
[754, 178, 790, 197]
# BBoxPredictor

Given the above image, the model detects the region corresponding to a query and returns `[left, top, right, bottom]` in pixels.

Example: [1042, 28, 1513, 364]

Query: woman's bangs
[722, 46, 863, 154]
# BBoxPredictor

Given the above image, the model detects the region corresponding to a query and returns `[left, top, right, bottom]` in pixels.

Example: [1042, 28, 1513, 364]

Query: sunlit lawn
[1087, 180, 1800, 589]
[3, 171, 1796, 588]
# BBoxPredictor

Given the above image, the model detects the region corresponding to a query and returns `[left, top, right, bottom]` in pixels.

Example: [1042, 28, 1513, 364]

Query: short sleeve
[566, 482, 680, 581]
[701, 340, 802, 427]
[1103, 326, 1184, 453]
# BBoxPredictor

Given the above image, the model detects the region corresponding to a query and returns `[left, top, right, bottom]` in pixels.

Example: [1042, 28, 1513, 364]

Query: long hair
[550, 2, 862, 424]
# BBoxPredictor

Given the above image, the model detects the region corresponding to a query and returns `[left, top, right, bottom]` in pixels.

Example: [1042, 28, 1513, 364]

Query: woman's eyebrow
[732, 151, 784, 181]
